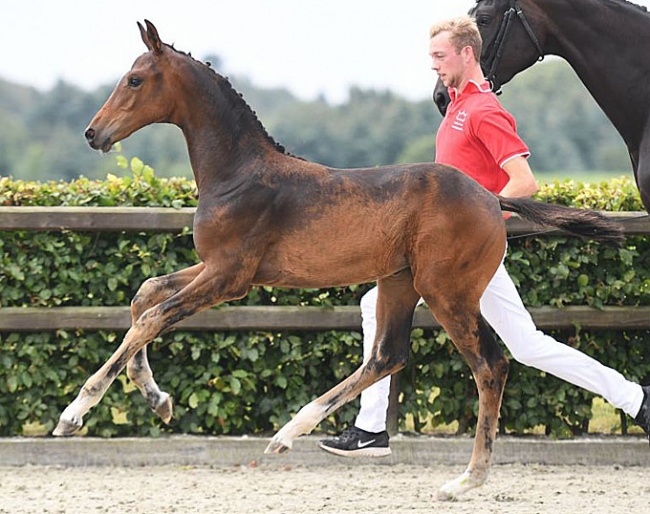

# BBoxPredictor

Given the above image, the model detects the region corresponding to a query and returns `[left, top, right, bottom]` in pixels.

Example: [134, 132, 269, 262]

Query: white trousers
[354, 261, 644, 433]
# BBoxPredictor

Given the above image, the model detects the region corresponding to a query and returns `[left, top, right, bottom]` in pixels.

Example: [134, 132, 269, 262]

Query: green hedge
[0, 165, 649, 438]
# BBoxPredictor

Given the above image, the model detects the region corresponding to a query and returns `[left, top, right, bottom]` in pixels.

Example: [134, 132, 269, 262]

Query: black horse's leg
[126, 263, 205, 423]
[634, 123, 650, 213]
[265, 269, 420, 453]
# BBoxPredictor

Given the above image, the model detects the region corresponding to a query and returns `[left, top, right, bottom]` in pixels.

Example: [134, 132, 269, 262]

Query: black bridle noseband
[477, 0, 545, 95]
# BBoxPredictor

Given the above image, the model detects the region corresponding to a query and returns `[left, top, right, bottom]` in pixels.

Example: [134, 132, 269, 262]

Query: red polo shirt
[435, 80, 530, 194]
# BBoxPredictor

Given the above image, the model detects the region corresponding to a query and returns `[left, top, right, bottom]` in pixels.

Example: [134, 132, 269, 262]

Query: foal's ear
[137, 19, 163, 55]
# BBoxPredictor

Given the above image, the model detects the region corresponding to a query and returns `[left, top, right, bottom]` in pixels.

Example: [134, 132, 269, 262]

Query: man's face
[429, 31, 465, 89]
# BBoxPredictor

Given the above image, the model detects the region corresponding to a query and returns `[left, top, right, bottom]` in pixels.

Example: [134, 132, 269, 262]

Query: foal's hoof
[153, 393, 173, 424]
[52, 416, 83, 437]
[437, 470, 485, 501]
[264, 439, 291, 455]
[436, 486, 460, 502]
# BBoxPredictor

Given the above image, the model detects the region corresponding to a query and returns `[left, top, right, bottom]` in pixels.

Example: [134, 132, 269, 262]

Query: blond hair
[429, 15, 482, 62]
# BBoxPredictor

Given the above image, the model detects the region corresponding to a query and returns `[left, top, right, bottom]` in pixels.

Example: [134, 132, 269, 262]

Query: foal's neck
[176, 65, 285, 189]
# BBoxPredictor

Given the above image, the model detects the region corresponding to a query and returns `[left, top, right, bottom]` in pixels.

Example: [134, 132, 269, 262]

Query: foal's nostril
[85, 128, 96, 142]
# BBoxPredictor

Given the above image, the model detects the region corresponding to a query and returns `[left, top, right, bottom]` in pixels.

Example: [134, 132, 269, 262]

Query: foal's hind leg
[53, 264, 249, 436]
[266, 269, 420, 453]
[127, 263, 205, 424]
[425, 298, 509, 501]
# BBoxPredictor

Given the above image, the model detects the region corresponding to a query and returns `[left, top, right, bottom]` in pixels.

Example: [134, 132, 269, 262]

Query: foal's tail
[498, 196, 624, 245]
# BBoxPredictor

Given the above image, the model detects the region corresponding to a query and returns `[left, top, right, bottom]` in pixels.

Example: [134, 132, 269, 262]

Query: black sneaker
[318, 426, 391, 457]
[634, 385, 650, 445]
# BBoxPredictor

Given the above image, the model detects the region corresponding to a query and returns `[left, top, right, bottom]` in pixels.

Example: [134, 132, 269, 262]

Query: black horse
[433, 0, 650, 212]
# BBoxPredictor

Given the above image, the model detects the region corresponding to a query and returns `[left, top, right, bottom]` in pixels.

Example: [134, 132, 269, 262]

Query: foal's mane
[167, 43, 296, 158]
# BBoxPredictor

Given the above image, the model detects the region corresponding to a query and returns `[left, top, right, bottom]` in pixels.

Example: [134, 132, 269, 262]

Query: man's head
[429, 16, 483, 89]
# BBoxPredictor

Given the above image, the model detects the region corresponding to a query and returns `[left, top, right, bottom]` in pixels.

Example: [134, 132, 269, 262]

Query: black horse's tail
[498, 196, 624, 245]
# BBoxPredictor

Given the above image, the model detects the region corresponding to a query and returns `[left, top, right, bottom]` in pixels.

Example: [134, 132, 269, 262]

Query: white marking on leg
[53, 383, 104, 435]
[54, 325, 148, 436]
[127, 349, 171, 419]
[437, 468, 487, 501]
[268, 401, 327, 451]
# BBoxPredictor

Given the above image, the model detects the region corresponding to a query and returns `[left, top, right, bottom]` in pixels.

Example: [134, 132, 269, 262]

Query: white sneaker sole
[318, 443, 392, 458]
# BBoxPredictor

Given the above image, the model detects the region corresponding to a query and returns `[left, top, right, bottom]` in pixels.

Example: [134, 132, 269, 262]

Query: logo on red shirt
[451, 110, 468, 131]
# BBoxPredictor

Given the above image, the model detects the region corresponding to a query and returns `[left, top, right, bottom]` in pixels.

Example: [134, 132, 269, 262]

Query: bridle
[476, 0, 545, 95]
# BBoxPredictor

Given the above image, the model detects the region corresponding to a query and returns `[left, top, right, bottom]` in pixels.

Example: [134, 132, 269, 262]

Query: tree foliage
[0, 59, 633, 182]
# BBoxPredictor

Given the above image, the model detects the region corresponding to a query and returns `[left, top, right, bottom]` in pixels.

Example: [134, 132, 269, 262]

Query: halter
[478, 0, 545, 95]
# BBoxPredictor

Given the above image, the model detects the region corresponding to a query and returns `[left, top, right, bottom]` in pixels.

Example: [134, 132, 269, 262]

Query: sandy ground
[0, 463, 648, 514]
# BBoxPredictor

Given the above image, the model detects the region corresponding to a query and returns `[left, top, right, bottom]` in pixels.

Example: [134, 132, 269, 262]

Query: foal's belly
[252, 238, 409, 288]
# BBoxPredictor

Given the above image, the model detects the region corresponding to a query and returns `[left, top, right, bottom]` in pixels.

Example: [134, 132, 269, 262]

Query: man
[319, 15, 650, 457]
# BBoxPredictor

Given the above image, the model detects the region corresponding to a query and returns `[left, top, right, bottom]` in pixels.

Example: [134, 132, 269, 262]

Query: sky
[1, 0, 477, 103]
[4, 1, 650, 104]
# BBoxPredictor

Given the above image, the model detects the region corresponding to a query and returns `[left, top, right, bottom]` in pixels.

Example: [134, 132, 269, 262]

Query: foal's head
[85, 20, 188, 152]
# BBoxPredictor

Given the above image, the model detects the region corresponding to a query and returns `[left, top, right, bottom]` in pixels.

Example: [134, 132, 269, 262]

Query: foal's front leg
[126, 264, 205, 424]
[53, 265, 244, 436]
[266, 364, 384, 453]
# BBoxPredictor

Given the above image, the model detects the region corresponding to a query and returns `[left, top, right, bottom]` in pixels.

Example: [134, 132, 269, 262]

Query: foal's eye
[128, 76, 143, 88]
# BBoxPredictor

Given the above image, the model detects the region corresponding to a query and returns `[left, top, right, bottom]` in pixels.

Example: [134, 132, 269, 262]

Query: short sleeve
[472, 109, 530, 168]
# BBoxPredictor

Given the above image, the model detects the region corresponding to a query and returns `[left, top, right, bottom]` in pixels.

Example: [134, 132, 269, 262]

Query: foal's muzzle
[84, 128, 96, 145]
[84, 127, 112, 153]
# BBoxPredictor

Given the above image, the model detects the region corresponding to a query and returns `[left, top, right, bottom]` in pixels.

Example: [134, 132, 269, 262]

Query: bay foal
[54, 21, 622, 499]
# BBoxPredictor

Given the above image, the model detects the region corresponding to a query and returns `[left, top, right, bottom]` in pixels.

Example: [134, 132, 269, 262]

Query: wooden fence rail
[0, 305, 648, 332]
[0, 206, 648, 333]
[0, 206, 649, 234]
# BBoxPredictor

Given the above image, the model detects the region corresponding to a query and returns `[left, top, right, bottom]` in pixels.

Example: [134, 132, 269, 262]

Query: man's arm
[500, 156, 539, 198]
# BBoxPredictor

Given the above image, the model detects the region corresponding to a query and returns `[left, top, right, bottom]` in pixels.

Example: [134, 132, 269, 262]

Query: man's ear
[461, 45, 476, 64]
